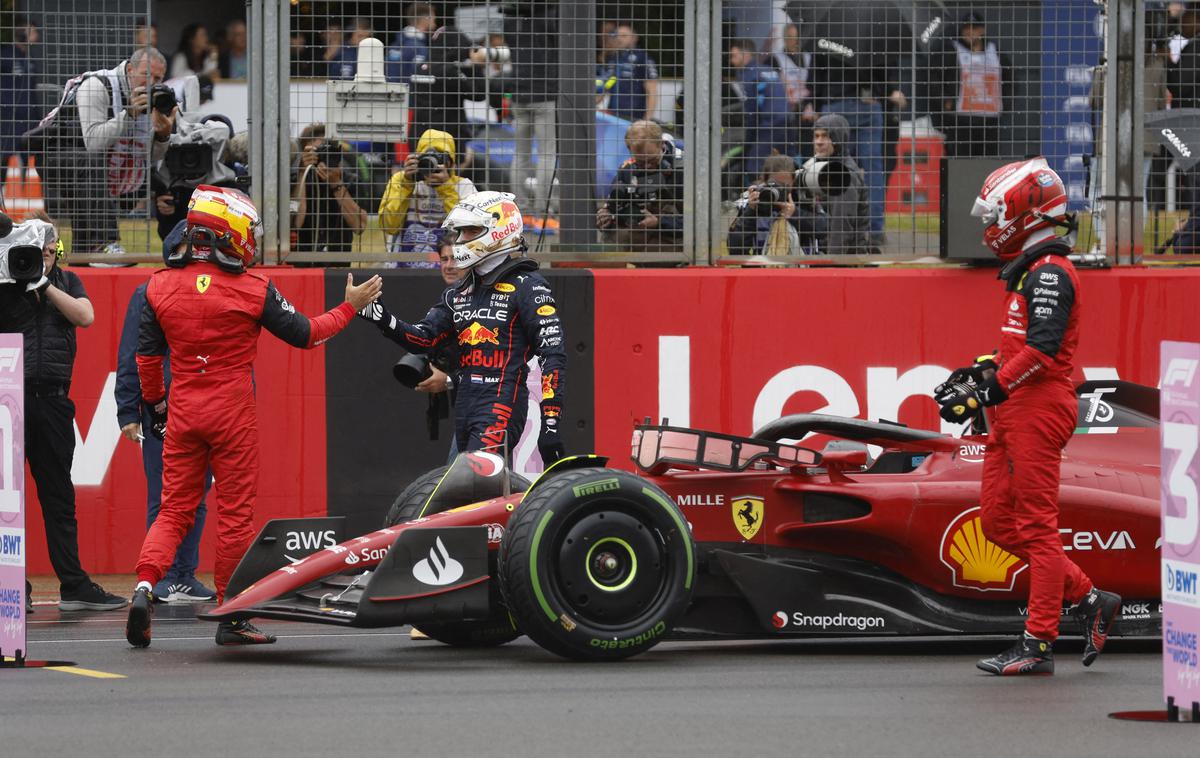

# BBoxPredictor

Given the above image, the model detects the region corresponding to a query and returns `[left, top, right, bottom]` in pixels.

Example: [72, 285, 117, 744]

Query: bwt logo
[1164, 358, 1198, 389]
[0, 348, 20, 373]
[1167, 564, 1197, 594]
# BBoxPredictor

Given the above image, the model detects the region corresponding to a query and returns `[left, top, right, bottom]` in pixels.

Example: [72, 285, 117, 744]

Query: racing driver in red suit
[935, 158, 1121, 676]
[126, 186, 382, 648]
[358, 190, 566, 464]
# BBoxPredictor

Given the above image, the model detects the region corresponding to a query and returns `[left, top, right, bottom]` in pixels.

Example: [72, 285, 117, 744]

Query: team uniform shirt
[368, 257, 566, 453]
[598, 47, 658, 122]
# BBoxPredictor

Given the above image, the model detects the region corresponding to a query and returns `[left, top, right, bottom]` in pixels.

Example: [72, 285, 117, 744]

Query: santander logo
[412, 537, 465, 586]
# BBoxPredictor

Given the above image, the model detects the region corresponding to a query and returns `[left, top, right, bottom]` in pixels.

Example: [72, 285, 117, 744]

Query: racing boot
[1072, 587, 1122, 667]
[215, 620, 277, 646]
[125, 585, 155, 648]
[976, 633, 1054, 676]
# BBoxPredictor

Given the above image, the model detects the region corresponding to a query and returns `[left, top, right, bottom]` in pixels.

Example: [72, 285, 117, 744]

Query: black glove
[934, 380, 982, 424]
[975, 373, 1007, 407]
[145, 399, 168, 440]
[357, 300, 393, 327]
[945, 354, 999, 386]
[538, 400, 566, 465]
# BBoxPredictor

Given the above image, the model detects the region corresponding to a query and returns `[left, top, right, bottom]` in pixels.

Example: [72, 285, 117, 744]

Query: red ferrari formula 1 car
[202, 381, 1161, 660]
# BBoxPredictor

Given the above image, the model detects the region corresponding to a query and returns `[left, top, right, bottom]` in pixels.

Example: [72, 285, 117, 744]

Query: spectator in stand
[597, 23, 659, 123]
[727, 39, 790, 184]
[0, 219, 126, 611]
[0, 17, 39, 163]
[596, 120, 683, 250]
[115, 220, 215, 604]
[506, 0, 560, 232]
[170, 24, 220, 80]
[134, 22, 165, 59]
[219, 20, 248, 79]
[935, 11, 1010, 158]
[290, 31, 319, 78]
[388, 2, 437, 83]
[771, 22, 815, 157]
[330, 17, 377, 80]
[290, 123, 367, 259]
[320, 20, 345, 78]
[807, 3, 909, 244]
[379, 129, 477, 267]
[1169, 7, 1200, 109]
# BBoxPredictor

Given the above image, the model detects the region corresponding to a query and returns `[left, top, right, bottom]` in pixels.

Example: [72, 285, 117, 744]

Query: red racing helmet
[971, 157, 1070, 261]
[172, 185, 262, 272]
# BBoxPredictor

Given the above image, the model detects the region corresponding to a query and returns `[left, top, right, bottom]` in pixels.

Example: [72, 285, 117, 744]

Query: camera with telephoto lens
[151, 83, 177, 116]
[415, 150, 450, 182]
[394, 353, 434, 389]
[608, 169, 672, 227]
[795, 159, 851, 199]
[316, 140, 345, 170]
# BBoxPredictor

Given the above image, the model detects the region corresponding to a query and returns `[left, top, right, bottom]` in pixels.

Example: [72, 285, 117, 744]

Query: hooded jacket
[378, 129, 477, 237]
[805, 113, 870, 254]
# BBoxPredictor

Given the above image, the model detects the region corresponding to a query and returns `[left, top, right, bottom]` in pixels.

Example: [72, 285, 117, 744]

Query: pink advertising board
[0, 334, 24, 659]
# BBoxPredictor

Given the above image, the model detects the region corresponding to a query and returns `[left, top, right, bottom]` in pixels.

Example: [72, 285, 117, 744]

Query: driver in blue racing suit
[359, 191, 567, 464]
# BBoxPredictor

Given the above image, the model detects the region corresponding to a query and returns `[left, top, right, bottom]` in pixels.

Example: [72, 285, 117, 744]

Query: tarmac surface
[3, 603, 1197, 758]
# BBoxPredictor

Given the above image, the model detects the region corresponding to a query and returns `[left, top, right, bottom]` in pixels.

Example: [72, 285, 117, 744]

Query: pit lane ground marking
[46, 665, 127, 679]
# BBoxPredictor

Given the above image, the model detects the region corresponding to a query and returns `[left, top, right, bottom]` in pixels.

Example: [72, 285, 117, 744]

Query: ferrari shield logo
[196, 274, 211, 294]
[732, 495, 764, 540]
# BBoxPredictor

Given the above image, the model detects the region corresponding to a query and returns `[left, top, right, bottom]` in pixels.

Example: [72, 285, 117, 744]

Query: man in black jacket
[0, 220, 125, 610]
[505, 1, 559, 229]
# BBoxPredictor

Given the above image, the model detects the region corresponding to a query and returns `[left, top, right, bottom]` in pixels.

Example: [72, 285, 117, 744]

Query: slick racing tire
[385, 464, 528, 647]
[499, 468, 695, 661]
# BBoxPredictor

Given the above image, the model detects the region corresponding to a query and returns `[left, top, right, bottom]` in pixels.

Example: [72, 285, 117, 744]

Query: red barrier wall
[589, 268, 1200, 464]
[24, 268, 328, 576]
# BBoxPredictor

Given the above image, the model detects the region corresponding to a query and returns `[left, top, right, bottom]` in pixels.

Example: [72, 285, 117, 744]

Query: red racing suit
[981, 239, 1092, 641]
[135, 262, 356, 601]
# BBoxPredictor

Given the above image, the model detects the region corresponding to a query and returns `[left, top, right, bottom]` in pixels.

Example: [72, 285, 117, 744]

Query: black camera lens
[393, 353, 434, 388]
[415, 150, 449, 181]
[151, 83, 177, 116]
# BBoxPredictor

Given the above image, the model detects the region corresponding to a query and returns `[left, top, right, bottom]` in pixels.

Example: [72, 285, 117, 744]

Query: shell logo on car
[939, 507, 1026, 592]
[732, 495, 764, 540]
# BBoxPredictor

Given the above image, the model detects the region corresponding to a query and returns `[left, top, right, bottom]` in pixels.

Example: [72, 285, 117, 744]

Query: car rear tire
[385, 463, 528, 648]
[499, 468, 695, 660]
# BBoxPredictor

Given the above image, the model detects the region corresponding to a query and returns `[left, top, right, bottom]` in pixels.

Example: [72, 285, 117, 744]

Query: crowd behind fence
[2, 1, 1199, 267]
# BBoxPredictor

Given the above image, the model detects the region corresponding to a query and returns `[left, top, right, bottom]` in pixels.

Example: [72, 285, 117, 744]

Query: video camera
[0, 215, 51, 290]
[795, 159, 851, 199]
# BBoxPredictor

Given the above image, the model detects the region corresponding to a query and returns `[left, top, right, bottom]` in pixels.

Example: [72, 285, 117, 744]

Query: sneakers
[125, 587, 154, 648]
[215, 620, 277, 646]
[1072, 587, 1122, 666]
[155, 576, 217, 604]
[59, 581, 128, 611]
[90, 241, 135, 268]
[977, 633, 1055, 676]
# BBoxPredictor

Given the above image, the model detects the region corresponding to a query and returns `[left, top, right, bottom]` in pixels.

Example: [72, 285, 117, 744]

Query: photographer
[0, 218, 125, 611]
[32, 47, 176, 260]
[378, 129, 476, 267]
[727, 154, 808, 257]
[290, 123, 367, 259]
[798, 114, 870, 255]
[596, 120, 683, 249]
[150, 109, 237, 240]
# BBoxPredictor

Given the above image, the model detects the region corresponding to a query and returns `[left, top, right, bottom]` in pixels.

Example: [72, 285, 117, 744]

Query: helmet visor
[971, 197, 999, 226]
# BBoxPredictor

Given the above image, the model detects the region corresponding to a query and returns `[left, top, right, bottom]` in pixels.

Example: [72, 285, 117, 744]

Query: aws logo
[939, 507, 1026, 592]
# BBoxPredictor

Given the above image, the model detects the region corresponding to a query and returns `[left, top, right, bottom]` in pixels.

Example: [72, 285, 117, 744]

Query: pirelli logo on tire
[572, 478, 621, 498]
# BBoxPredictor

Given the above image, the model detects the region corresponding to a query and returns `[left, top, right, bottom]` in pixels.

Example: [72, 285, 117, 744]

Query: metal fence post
[1104, 0, 1144, 264]
[684, 0, 720, 266]
[558, 0, 598, 252]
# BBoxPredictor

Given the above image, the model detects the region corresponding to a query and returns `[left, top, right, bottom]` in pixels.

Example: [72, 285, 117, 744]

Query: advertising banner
[0, 334, 25, 658]
[1161, 341, 1200, 713]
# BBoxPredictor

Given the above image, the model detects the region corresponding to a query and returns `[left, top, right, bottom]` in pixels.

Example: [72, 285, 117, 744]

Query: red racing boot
[1072, 587, 1122, 667]
[976, 633, 1054, 676]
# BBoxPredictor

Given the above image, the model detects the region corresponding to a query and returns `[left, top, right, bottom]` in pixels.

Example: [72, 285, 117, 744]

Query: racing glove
[357, 300, 394, 328]
[934, 380, 982, 424]
[945, 353, 998, 386]
[538, 400, 567, 465]
[145, 399, 168, 440]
